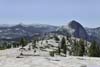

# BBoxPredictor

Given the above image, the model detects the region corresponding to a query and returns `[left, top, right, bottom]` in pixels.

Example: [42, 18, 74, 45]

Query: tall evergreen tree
[32, 40, 37, 49]
[63, 44, 67, 56]
[58, 46, 61, 55]
[72, 39, 85, 56]
[20, 37, 28, 48]
[72, 40, 79, 56]
[61, 37, 66, 49]
[61, 37, 67, 56]
[78, 39, 85, 56]
[88, 40, 100, 57]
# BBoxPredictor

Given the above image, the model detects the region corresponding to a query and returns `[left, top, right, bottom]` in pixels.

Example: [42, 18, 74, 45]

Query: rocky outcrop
[56, 20, 89, 40]
[68, 20, 88, 40]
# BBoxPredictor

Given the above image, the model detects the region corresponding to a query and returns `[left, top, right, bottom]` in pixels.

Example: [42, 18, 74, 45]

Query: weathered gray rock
[68, 20, 88, 40]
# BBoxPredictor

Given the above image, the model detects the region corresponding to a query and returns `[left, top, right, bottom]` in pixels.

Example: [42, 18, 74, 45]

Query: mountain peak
[70, 20, 78, 23]
[67, 20, 88, 40]
[68, 20, 82, 29]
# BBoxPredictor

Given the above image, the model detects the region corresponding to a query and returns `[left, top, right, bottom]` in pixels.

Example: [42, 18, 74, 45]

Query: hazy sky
[0, 0, 100, 27]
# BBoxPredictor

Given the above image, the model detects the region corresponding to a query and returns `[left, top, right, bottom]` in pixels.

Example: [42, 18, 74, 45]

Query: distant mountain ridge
[0, 21, 100, 44]
[0, 24, 58, 41]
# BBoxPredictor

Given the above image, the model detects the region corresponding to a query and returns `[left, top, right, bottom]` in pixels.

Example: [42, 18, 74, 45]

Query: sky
[0, 0, 100, 28]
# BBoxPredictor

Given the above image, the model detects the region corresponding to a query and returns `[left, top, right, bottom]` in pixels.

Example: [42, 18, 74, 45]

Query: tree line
[53, 35, 100, 57]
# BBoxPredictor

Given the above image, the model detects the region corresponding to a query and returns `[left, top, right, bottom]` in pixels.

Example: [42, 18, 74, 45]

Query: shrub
[49, 51, 54, 57]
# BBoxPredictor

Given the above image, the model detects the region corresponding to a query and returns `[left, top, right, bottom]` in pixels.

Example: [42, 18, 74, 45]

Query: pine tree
[20, 37, 28, 48]
[63, 44, 67, 56]
[72, 40, 79, 56]
[61, 37, 67, 56]
[3, 42, 8, 49]
[78, 39, 85, 56]
[88, 40, 100, 57]
[32, 40, 37, 49]
[61, 37, 66, 49]
[58, 46, 61, 55]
